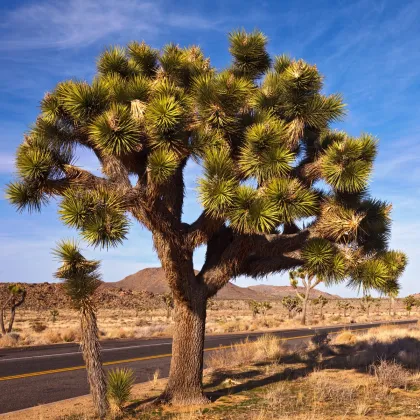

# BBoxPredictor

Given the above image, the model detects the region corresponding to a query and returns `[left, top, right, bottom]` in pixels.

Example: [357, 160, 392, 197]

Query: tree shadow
[204, 334, 420, 402]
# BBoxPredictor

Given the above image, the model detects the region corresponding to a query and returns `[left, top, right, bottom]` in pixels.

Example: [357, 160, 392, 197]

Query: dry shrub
[206, 347, 235, 370]
[106, 328, 130, 339]
[31, 321, 47, 333]
[206, 335, 285, 370]
[333, 330, 357, 345]
[135, 325, 166, 337]
[0, 333, 19, 347]
[309, 370, 358, 404]
[61, 328, 80, 342]
[44, 330, 62, 344]
[254, 334, 285, 361]
[371, 359, 410, 389]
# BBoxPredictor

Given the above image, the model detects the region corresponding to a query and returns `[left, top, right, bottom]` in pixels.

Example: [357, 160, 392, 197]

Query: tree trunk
[80, 305, 109, 418]
[0, 307, 6, 335]
[7, 307, 16, 333]
[390, 296, 395, 316]
[301, 289, 310, 326]
[160, 291, 208, 405]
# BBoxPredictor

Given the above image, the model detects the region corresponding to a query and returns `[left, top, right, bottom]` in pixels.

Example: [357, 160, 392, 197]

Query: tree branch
[186, 211, 224, 250]
[197, 229, 311, 298]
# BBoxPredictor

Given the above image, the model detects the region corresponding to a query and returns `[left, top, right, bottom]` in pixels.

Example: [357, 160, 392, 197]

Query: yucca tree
[312, 295, 328, 319]
[289, 267, 324, 325]
[0, 284, 26, 334]
[53, 241, 108, 418]
[382, 251, 407, 316]
[7, 30, 405, 404]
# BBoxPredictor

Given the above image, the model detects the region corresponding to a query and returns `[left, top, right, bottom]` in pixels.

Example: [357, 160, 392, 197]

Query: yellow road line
[0, 323, 402, 381]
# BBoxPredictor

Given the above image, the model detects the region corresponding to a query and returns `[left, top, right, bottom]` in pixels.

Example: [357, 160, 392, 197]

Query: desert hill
[0, 282, 160, 311]
[103, 267, 338, 300]
[0, 269, 339, 310]
[103, 267, 265, 300]
[248, 285, 339, 299]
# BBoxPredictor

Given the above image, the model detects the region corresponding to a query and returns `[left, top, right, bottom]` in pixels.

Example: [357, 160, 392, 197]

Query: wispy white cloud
[0, 0, 224, 52]
[0, 153, 15, 174]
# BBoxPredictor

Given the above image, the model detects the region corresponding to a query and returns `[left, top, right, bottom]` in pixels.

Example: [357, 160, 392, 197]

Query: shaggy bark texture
[80, 306, 109, 418]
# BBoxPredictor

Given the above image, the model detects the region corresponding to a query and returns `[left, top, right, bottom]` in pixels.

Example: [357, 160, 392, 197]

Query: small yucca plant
[107, 368, 135, 413]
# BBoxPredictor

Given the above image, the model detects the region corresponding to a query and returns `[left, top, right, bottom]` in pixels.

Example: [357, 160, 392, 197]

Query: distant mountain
[248, 285, 340, 299]
[102, 267, 265, 300]
[102, 267, 340, 300]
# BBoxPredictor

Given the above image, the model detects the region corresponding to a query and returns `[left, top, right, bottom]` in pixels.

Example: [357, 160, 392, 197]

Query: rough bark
[0, 307, 6, 335]
[160, 288, 208, 404]
[301, 290, 310, 326]
[389, 296, 395, 316]
[1, 291, 26, 334]
[80, 305, 109, 418]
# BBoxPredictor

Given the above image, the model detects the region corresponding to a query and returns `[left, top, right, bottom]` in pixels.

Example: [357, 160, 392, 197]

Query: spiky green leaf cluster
[59, 188, 129, 248]
[320, 134, 377, 193]
[89, 104, 141, 155]
[229, 30, 271, 79]
[53, 240, 101, 307]
[107, 368, 135, 410]
[8, 30, 399, 275]
[302, 238, 346, 282]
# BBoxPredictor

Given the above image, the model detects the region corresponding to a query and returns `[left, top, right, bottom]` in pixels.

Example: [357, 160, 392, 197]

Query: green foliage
[53, 240, 101, 308]
[56, 80, 108, 122]
[228, 186, 279, 233]
[6, 181, 48, 213]
[349, 259, 390, 293]
[97, 46, 131, 77]
[89, 104, 141, 155]
[248, 300, 272, 318]
[229, 30, 271, 79]
[147, 148, 179, 185]
[59, 187, 129, 248]
[127, 41, 159, 77]
[337, 300, 353, 316]
[107, 368, 135, 410]
[403, 295, 418, 313]
[301, 239, 346, 282]
[50, 309, 59, 323]
[7, 30, 402, 296]
[320, 135, 376, 193]
[281, 296, 302, 317]
[360, 295, 375, 316]
[265, 178, 318, 223]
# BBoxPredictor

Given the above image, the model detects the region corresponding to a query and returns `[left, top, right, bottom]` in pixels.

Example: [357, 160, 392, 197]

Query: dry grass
[371, 359, 411, 389]
[206, 334, 285, 370]
[0, 298, 415, 348]
[6, 324, 420, 419]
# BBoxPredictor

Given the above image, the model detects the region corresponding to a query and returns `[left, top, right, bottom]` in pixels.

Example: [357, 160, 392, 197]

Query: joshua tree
[337, 300, 353, 317]
[312, 295, 328, 319]
[403, 295, 417, 317]
[50, 309, 59, 323]
[281, 296, 302, 319]
[289, 267, 324, 325]
[359, 294, 374, 318]
[1, 284, 26, 334]
[53, 241, 108, 418]
[381, 251, 407, 316]
[162, 292, 174, 319]
[7, 30, 404, 404]
[248, 300, 260, 318]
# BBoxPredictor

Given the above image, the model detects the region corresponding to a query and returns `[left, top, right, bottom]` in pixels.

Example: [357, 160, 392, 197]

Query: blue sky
[1, 0, 419, 297]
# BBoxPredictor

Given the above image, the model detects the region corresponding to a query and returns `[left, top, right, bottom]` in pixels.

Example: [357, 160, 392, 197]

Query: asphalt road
[0, 319, 415, 414]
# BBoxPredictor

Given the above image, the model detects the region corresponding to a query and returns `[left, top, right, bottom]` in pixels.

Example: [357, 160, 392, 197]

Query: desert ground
[4, 322, 420, 419]
[0, 296, 414, 348]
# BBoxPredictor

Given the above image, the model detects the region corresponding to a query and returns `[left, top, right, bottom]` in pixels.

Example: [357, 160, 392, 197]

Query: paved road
[0, 319, 415, 414]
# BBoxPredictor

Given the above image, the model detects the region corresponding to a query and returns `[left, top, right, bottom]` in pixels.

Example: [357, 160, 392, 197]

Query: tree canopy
[7, 29, 408, 404]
